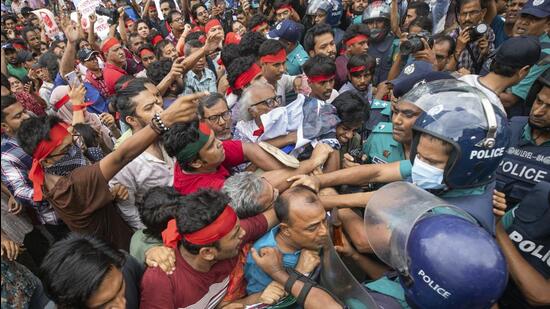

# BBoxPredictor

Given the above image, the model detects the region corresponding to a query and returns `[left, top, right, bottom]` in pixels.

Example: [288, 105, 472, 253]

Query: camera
[400, 31, 434, 56]
[468, 23, 488, 42]
[95, 6, 119, 25]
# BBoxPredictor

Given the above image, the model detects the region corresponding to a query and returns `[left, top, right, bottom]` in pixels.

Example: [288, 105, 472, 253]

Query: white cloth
[459, 74, 506, 115]
[110, 146, 175, 230]
[275, 74, 297, 106]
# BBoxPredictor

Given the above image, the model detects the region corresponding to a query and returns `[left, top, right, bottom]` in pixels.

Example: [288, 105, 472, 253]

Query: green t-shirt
[7, 64, 27, 81]
[129, 229, 162, 265]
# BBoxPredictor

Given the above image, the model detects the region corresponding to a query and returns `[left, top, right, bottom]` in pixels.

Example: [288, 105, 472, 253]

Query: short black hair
[73, 123, 100, 148]
[227, 56, 258, 96]
[185, 31, 206, 43]
[160, 0, 175, 7]
[198, 93, 228, 118]
[490, 60, 522, 77]
[40, 233, 125, 308]
[273, 0, 291, 10]
[220, 44, 241, 68]
[407, 1, 431, 18]
[302, 54, 336, 77]
[184, 39, 204, 56]
[191, 3, 207, 19]
[247, 14, 268, 31]
[347, 53, 376, 74]
[154, 40, 173, 60]
[457, 0, 488, 12]
[239, 31, 266, 57]
[163, 121, 202, 170]
[433, 34, 456, 56]
[38, 51, 60, 79]
[1, 73, 11, 91]
[303, 24, 333, 54]
[408, 16, 433, 33]
[274, 185, 318, 224]
[139, 186, 181, 240]
[258, 39, 285, 58]
[22, 26, 37, 41]
[3, 14, 17, 24]
[176, 188, 231, 254]
[342, 24, 370, 44]
[146, 59, 173, 85]
[1, 95, 18, 122]
[111, 77, 151, 126]
[332, 91, 369, 126]
[17, 115, 64, 156]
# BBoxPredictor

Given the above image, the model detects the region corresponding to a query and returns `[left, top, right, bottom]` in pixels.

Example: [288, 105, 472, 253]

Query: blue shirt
[53, 73, 109, 114]
[244, 226, 301, 294]
[511, 33, 550, 100]
[491, 15, 508, 48]
[183, 68, 217, 95]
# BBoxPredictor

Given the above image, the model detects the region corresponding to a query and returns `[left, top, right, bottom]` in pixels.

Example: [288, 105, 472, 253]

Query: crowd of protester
[1, 0, 549, 307]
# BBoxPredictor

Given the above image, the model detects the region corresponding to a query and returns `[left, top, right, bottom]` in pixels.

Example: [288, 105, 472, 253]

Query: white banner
[32, 9, 62, 39]
[72, 0, 111, 40]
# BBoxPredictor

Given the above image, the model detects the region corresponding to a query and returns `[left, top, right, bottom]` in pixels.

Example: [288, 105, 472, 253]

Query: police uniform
[496, 116, 550, 206]
[499, 181, 550, 309]
[286, 43, 309, 76]
[364, 99, 391, 136]
[367, 35, 399, 85]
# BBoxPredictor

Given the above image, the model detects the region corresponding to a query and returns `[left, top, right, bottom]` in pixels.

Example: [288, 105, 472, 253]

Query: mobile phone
[65, 71, 81, 87]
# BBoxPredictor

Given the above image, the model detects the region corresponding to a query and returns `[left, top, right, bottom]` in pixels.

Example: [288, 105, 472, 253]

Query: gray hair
[239, 80, 275, 122]
[222, 172, 265, 218]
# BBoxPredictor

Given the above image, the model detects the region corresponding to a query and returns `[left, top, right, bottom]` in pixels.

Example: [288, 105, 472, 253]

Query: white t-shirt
[459, 74, 506, 115]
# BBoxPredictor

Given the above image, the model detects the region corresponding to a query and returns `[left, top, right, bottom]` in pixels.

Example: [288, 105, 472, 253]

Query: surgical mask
[44, 144, 88, 176]
[411, 156, 446, 190]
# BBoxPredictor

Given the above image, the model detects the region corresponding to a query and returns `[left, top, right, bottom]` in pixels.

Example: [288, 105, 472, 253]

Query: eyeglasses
[250, 95, 282, 109]
[205, 110, 231, 124]
[459, 9, 482, 18]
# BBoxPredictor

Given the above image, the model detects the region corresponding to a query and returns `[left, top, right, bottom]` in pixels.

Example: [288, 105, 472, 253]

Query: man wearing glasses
[447, 0, 495, 74]
[199, 93, 234, 141]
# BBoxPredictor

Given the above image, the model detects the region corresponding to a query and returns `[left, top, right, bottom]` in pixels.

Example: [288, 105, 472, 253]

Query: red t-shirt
[140, 214, 268, 309]
[173, 140, 245, 195]
[104, 62, 128, 96]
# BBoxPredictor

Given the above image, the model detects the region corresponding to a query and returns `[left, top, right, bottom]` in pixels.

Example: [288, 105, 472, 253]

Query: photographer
[447, 0, 495, 75]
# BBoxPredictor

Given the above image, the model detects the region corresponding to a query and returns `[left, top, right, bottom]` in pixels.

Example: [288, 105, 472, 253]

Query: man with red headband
[303, 55, 339, 103]
[102, 37, 129, 96]
[335, 24, 370, 89]
[140, 188, 279, 308]
[15, 91, 207, 250]
[258, 39, 301, 106]
[135, 44, 158, 78]
[274, 0, 298, 23]
[248, 14, 270, 36]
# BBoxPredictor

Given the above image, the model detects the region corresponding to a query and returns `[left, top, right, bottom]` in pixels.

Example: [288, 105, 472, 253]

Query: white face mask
[411, 155, 446, 190]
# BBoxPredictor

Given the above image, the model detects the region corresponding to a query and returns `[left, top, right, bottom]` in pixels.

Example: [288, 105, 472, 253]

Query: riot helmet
[361, 1, 391, 42]
[306, 0, 344, 27]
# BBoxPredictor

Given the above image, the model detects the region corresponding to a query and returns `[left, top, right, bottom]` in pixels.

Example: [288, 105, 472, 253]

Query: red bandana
[260, 48, 287, 63]
[205, 19, 221, 34]
[101, 37, 120, 54]
[345, 34, 368, 47]
[234, 63, 261, 90]
[251, 22, 268, 32]
[349, 65, 367, 73]
[307, 74, 335, 84]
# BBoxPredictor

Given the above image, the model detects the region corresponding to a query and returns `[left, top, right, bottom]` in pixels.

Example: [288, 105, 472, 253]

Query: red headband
[205, 19, 221, 34]
[151, 35, 163, 46]
[198, 35, 206, 44]
[101, 37, 120, 54]
[29, 123, 70, 201]
[260, 48, 287, 63]
[162, 206, 238, 248]
[349, 65, 367, 73]
[139, 48, 155, 57]
[251, 22, 268, 32]
[276, 4, 293, 13]
[225, 32, 241, 45]
[12, 43, 26, 50]
[234, 63, 261, 90]
[307, 74, 335, 84]
[345, 34, 368, 47]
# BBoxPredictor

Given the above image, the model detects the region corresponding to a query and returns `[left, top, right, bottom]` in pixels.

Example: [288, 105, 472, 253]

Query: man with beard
[496, 69, 550, 206]
[488, 0, 527, 47]
[334, 24, 370, 89]
[303, 24, 337, 60]
[2, 43, 27, 80]
[363, 1, 397, 86]
[338, 51, 376, 103]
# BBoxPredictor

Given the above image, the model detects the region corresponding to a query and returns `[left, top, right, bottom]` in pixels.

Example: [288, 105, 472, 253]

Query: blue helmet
[306, 0, 343, 27]
[404, 79, 511, 189]
[403, 214, 508, 309]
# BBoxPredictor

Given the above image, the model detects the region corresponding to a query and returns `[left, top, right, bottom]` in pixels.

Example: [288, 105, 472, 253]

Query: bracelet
[151, 113, 169, 134]
[72, 104, 87, 112]
[149, 122, 163, 135]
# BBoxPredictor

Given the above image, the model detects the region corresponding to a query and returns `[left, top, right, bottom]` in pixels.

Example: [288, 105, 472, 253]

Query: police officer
[363, 1, 398, 86]
[497, 181, 550, 308]
[497, 69, 550, 206]
[364, 62, 454, 167]
[267, 19, 309, 76]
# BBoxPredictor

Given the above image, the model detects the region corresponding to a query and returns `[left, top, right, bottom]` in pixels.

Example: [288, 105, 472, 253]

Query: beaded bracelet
[151, 113, 169, 134]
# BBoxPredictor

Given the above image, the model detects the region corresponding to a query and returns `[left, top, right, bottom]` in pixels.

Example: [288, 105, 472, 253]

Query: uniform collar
[522, 122, 550, 146]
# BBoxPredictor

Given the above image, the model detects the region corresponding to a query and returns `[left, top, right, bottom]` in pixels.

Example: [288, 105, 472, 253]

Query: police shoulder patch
[372, 121, 393, 133]
[371, 99, 389, 109]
